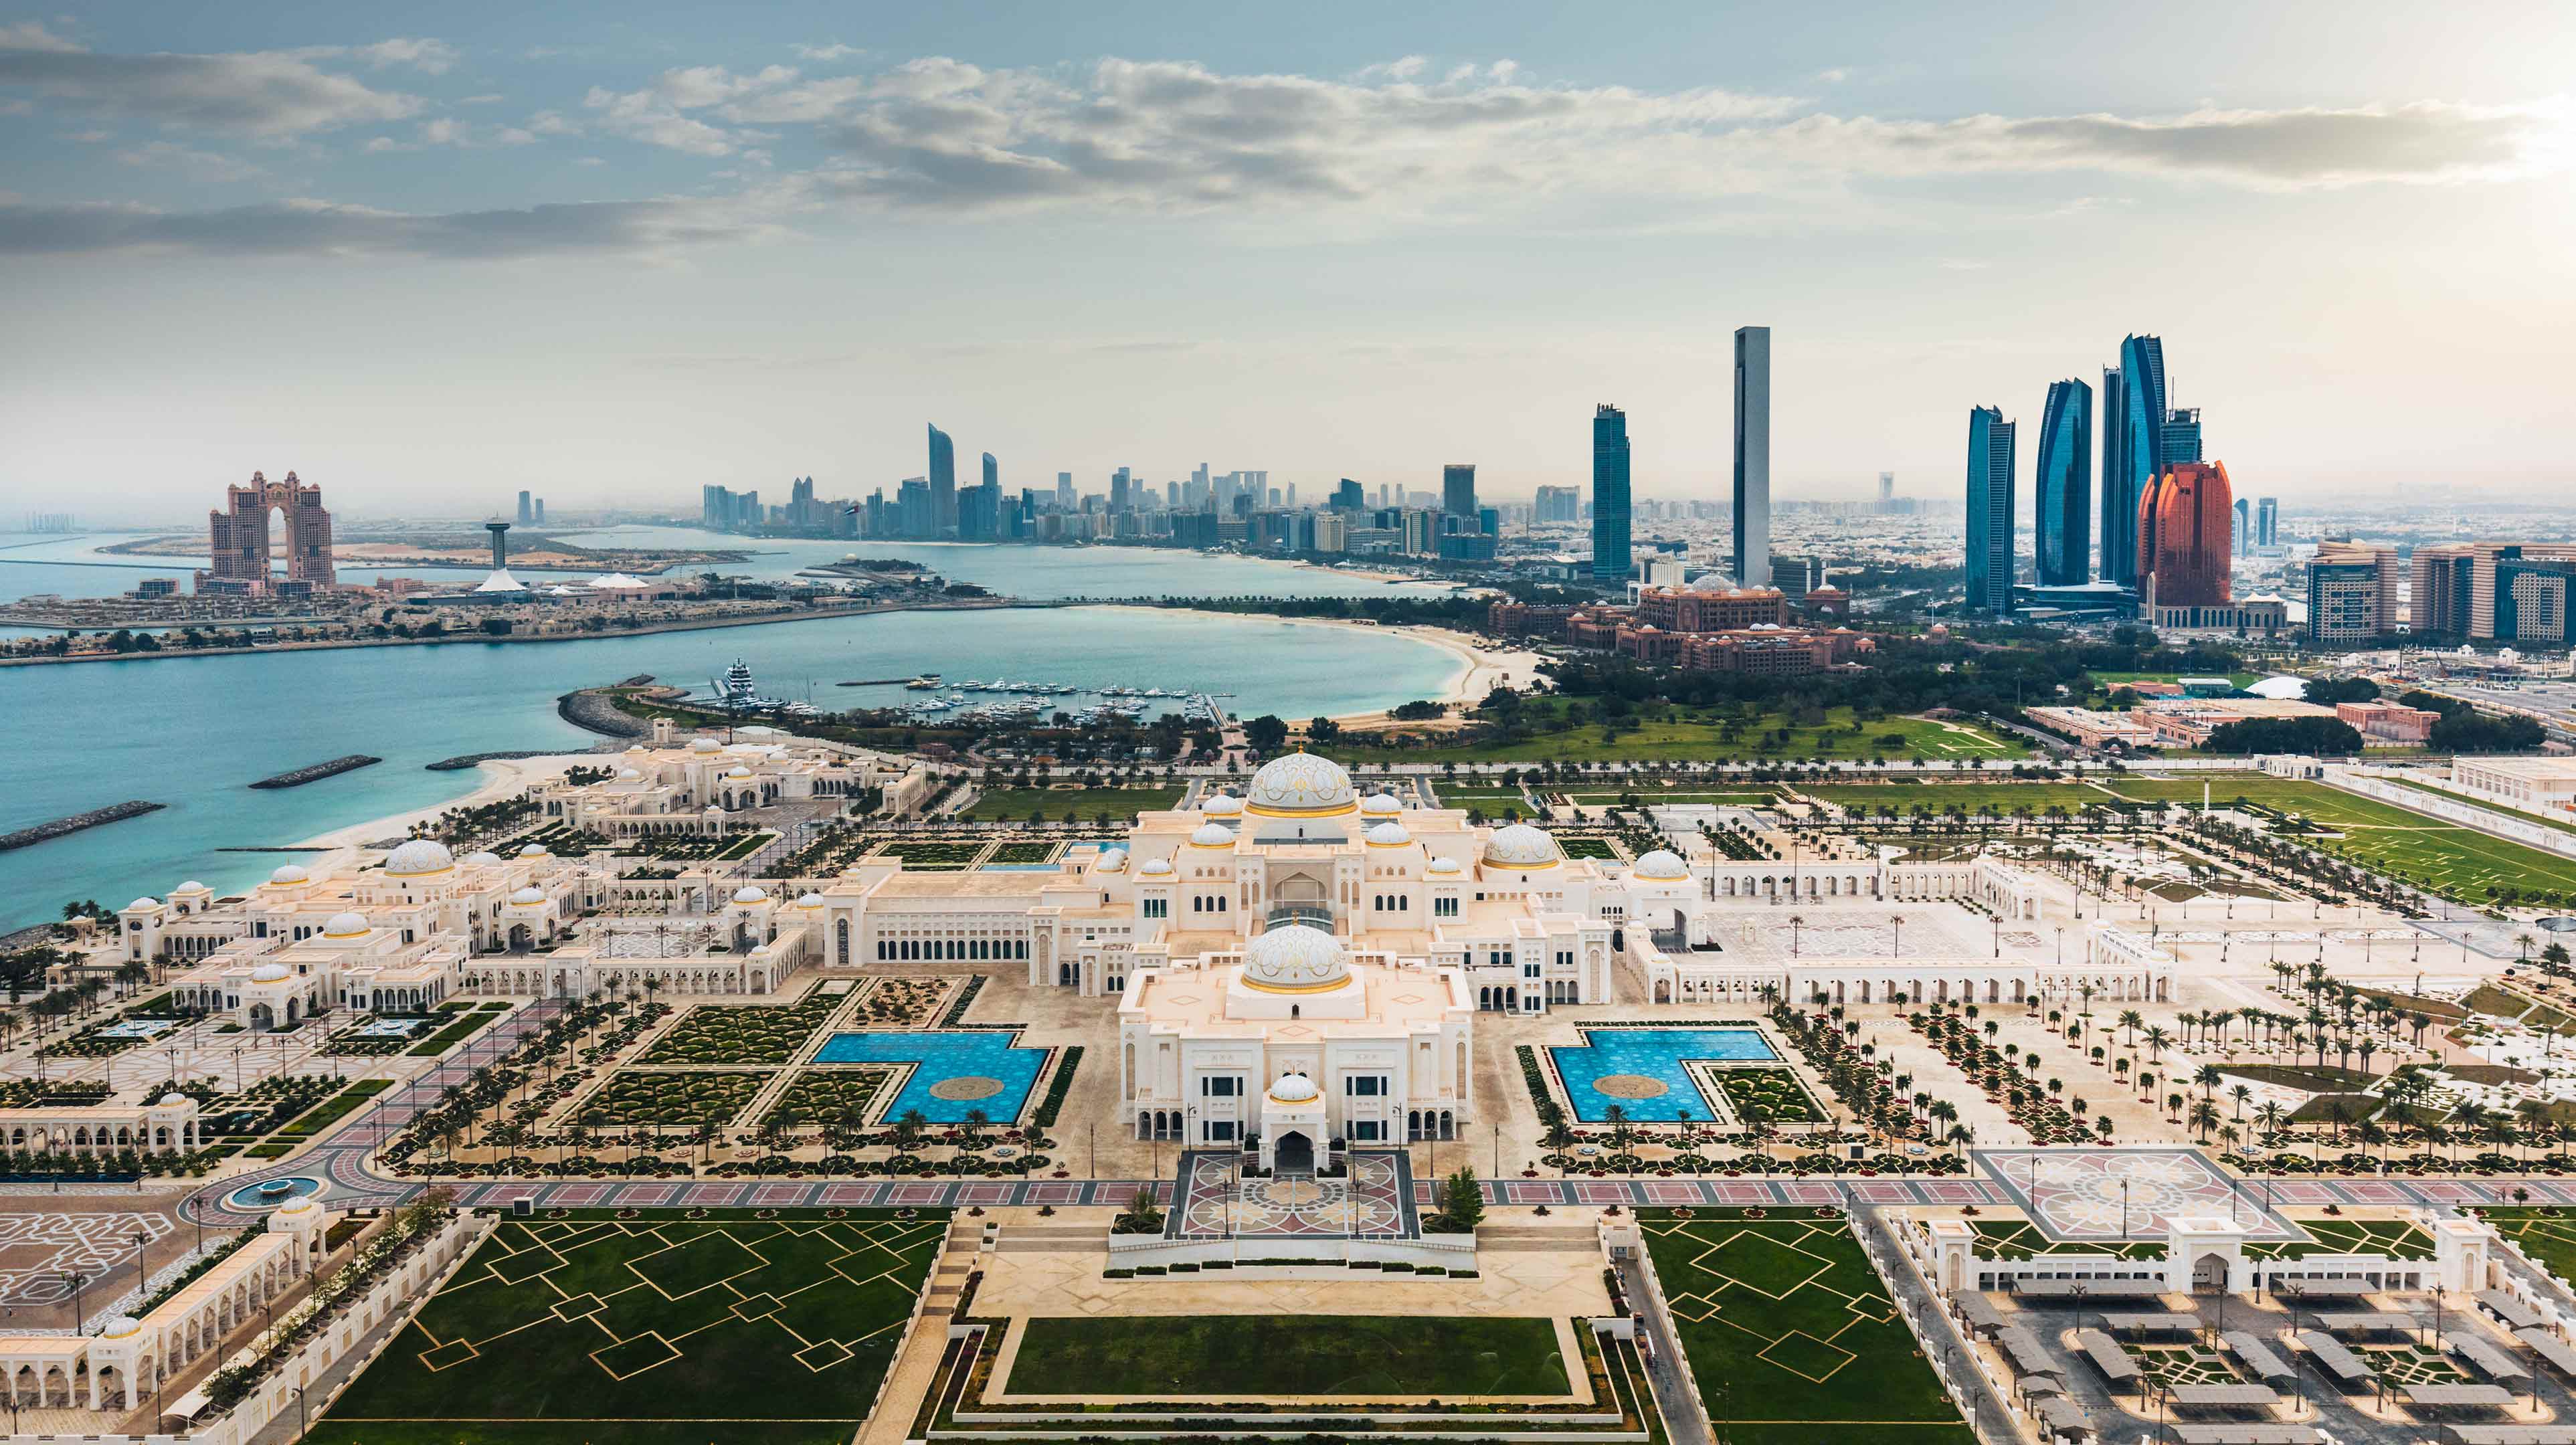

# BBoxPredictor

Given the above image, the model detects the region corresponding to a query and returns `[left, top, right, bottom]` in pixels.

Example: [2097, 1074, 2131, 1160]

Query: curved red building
[2136, 460, 2233, 608]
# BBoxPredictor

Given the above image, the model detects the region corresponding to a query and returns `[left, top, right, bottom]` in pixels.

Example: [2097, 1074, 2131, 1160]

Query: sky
[1, 1, 2572, 522]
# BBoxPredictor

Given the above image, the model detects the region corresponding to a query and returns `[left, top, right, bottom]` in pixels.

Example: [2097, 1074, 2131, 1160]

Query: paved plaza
[1977, 1147, 2304, 1240]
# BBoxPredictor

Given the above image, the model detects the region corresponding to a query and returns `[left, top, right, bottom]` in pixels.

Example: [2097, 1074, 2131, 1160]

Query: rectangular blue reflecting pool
[812, 1030, 1048, 1124]
[1548, 1027, 1778, 1123]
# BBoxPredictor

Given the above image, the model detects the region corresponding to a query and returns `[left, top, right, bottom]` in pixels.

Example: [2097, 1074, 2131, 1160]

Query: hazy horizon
[5, 1, 2573, 519]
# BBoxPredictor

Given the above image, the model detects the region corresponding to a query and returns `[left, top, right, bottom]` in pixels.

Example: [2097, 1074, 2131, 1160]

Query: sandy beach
[1085, 605, 1544, 724]
[292, 752, 606, 851]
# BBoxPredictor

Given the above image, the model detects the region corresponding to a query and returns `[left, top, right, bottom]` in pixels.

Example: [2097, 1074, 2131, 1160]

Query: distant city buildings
[2411, 543, 2576, 643]
[1443, 464, 1477, 520]
[1732, 325, 1770, 589]
[927, 424, 957, 538]
[1591, 403, 1631, 582]
[2256, 496, 2279, 549]
[2102, 334, 2168, 589]
[1964, 405, 2016, 613]
[2034, 379, 2092, 587]
[2306, 539, 2400, 642]
[200, 470, 335, 596]
[1534, 484, 1581, 524]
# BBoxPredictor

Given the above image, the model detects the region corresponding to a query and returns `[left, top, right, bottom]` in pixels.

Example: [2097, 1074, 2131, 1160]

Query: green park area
[2106, 777, 2576, 903]
[1804, 779, 2141, 821]
[960, 784, 1183, 822]
[2481, 1209, 2576, 1280]
[1340, 702, 2025, 765]
[308, 1210, 947, 1445]
[1006, 1313, 1571, 1397]
[1643, 1209, 1976, 1445]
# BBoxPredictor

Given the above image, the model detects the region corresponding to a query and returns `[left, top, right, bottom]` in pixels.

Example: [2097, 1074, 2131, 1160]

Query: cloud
[342, 37, 460, 74]
[0, 193, 781, 259]
[0, 26, 424, 136]
[115, 138, 265, 182]
[793, 43, 866, 62]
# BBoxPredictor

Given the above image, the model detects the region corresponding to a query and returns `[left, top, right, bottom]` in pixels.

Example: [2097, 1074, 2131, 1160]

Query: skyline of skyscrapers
[1731, 324, 1770, 589]
[1443, 464, 1477, 520]
[2103, 333, 2168, 589]
[1964, 404, 2016, 613]
[2034, 377, 2092, 587]
[2136, 459, 2234, 608]
[1591, 403, 1631, 582]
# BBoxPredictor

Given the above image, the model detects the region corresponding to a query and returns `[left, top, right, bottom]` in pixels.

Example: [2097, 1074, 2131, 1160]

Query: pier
[0, 800, 164, 853]
[248, 755, 381, 789]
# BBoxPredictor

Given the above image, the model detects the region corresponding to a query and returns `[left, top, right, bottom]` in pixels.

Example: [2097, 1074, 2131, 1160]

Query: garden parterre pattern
[317, 1212, 946, 1439]
[1174, 1150, 1410, 1238]
[1977, 1148, 2301, 1242]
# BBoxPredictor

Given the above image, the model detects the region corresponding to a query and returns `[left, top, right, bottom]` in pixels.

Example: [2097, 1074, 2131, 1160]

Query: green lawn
[2108, 777, 2576, 904]
[1643, 1210, 1976, 1445]
[1006, 1314, 1570, 1396]
[1337, 705, 2026, 765]
[2243, 1218, 2433, 1259]
[1805, 780, 2138, 820]
[961, 785, 1182, 822]
[2388, 777, 2576, 838]
[308, 1212, 945, 1445]
[2480, 1209, 2576, 1280]
[1969, 1221, 2165, 1260]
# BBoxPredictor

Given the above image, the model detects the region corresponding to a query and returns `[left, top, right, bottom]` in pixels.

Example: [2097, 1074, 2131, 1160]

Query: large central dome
[1245, 752, 1358, 819]
[1239, 924, 1350, 993]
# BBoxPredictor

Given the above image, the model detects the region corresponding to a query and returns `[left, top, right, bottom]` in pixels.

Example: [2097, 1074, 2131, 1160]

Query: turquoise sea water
[0, 600, 1463, 932]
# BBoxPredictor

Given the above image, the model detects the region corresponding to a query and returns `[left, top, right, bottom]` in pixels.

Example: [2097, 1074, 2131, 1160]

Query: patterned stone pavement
[176, 1001, 2576, 1228]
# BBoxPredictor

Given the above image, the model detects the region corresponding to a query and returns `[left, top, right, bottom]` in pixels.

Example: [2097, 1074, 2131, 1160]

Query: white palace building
[94, 747, 2171, 1153]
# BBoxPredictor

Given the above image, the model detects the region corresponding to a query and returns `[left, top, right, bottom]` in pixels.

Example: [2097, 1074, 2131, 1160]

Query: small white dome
[323, 910, 369, 937]
[1139, 858, 1174, 876]
[726, 765, 754, 779]
[689, 737, 721, 753]
[1098, 848, 1129, 871]
[519, 844, 550, 857]
[618, 767, 642, 781]
[1483, 823, 1559, 869]
[100, 1315, 143, 1339]
[1365, 821, 1412, 847]
[268, 864, 309, 885]
[1241, 924, 1348, 993]
[126, 896, 159, 911]
[732, 884, 769, 904]
[507, 886, 547, 906]
[1360, 792, 1404, 815]
[1427, 857, 1463, 875]
[795, 892, 824, 908]
[249, 963, 291, 983]
[1190, 823, 1234, 848]
[383, 839, 456, 876]
[464, 851, 500, 866]
[1200, 793, 1243, 816]
[1632, 849, 1690, 880]
[1268, 1072, 1320, 1103]
[175, 880, 209, 894]
[1245, 753, 1358, 818]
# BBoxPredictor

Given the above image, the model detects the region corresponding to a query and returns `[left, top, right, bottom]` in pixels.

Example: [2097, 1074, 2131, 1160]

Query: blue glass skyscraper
[2035, 379, 2092, 586]
[927, 423, 956, 537]
[2102, 334, 2167, 587]
[1964, 405, 2016, 613]
[1590, 404, 1631, 582]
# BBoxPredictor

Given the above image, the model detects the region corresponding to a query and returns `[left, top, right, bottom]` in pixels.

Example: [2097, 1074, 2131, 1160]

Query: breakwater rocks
[557, 678, 682, 739]
[0, 800, 165, 853]
[424, 747, 612, 771]
[248, 755, 382, 789]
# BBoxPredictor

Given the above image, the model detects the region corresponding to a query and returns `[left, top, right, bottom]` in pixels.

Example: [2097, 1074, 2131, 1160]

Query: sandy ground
[292, 751, 606, 850]
[1089, 607, 1542, 722]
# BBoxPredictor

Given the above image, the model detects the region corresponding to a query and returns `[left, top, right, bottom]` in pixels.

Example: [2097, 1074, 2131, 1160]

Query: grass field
[1006, 1314, 1570, 1397]
[1969, 1222, 2165, 1260]
[2387, 776, 2576, 838]
[1567, 789, 1781, 806]
[2479, 1209, 2576, 1280]
[1338, 705, 2026, 765]
[309, 1210, 945, 1445]
[2242, 1218, 2433, 1259]
[960, 785, 1182, 822]
[1643, 1209, 1976, 1445]
[1805, 781, 2140, 820]
[2108, 777, 2576, 902]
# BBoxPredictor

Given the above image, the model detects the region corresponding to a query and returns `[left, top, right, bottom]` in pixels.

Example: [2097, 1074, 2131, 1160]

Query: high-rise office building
[533, 497, 544, 524]
[1590, 404, 1631, 582]
[1110, 466, 1130, 512]
[2160, 407, 2203, 466]
[1878, 472, 1894, 504]
[896, 477, 933, 538]
[2102, 334, 2168, 587]
[2100, 365, 2126, 577]
[2034, 378, 2092, 587]
[1443, 464, 1477, 519]
[2233, 498, 2251, 558]
[1334, 478, 1364, 512]
[927, 424, 957, 537]
[1964, 405, 2016, 613]
[1056, 471, 1075, 511]
[516, 490, 533, 525]
[2136, 460, 2233, 608]
[1732, 326, 1771, 588]
[1534, 484, 1581, 524]
[2256, 496, 2278, 549]
[2307, 540, 2399, 642]
[982, 452, 998, 495]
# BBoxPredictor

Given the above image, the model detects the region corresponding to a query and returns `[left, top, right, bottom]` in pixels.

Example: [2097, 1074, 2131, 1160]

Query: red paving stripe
[818, 1183, 882, 1205]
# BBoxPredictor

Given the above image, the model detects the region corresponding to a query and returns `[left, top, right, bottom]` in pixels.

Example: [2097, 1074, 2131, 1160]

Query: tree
[1243, 715, 1290, 753]
[1306, 717, 1343, 745]
[1436, 1165, 1485, 1232]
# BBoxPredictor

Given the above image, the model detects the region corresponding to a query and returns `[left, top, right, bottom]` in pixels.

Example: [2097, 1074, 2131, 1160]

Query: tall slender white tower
[1732, 326, 1772, 589]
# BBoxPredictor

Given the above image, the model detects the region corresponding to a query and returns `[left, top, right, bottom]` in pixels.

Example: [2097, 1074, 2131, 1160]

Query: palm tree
[2118, 1010, 2144, 1048]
